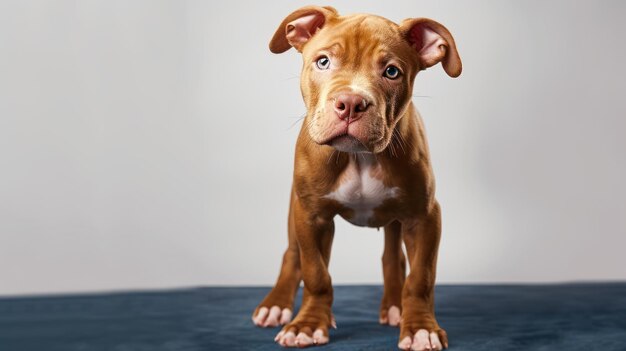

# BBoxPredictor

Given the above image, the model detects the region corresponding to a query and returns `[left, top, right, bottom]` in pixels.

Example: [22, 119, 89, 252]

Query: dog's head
[270, 6, 461, 153]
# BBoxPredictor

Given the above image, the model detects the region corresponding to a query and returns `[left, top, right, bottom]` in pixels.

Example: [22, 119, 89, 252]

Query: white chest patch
[324, 154, 399, 227]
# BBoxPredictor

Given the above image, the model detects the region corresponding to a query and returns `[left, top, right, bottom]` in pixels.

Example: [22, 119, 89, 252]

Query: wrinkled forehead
[302, 14, 415, 67]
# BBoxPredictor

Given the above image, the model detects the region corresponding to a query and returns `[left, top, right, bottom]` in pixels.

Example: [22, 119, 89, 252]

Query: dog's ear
[269, 6, 338, 54]
[400, 18, 462, 77]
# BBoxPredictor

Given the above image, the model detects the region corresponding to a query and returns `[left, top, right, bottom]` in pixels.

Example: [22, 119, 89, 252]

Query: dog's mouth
[324, 134, 369, 153]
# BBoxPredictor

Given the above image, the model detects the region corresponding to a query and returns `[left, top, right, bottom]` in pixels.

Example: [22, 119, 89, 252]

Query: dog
[252, 6, 461, 351]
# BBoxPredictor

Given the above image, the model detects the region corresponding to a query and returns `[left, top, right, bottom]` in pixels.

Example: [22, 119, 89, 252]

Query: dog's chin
[327, 135, 370, 153]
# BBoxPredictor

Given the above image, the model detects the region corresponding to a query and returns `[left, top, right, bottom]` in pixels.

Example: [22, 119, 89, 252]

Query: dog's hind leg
[252, 187, 302, 328]
[380, 220, 407, 327]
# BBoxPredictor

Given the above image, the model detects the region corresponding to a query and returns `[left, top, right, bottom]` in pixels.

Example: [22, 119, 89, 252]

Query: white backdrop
[1, 0, 625, 295]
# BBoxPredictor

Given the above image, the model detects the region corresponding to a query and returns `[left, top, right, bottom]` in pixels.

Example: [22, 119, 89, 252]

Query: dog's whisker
[393, 128, 408, 156]
[281, 75, 301, 81]
[286, 115, 306, 131]
[327, 150, 335, 165]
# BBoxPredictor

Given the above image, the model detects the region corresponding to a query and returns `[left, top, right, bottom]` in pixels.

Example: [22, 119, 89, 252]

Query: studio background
[1, 0, 625, 296]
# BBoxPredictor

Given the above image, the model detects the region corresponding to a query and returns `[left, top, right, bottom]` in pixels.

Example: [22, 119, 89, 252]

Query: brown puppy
[252, 6, 461, 351]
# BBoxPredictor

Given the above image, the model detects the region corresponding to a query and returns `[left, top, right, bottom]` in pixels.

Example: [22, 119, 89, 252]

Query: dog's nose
[334, 94, 369, 121]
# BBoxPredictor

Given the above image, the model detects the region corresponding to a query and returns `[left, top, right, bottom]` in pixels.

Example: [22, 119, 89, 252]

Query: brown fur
[254, 6, 461, 349]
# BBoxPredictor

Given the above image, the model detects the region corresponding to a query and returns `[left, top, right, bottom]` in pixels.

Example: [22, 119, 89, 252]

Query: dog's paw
[275, 325, 329, 348]
[379, 305, 402, 326]
[252, 306, 293, 328]
[397, 328, 448, 351]
[274, 311, 335, 348]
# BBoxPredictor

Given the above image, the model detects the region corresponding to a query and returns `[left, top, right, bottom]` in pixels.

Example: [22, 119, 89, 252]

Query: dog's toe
[411, 329, 432, 350]
[388, 306, 401, 326]
[280, 308, 293, 324]
[398, 336, 412, 350]
[279, 331, 297, 347]
[263, 306, 281, 327]
[381, 305, 402, 326]
[295, 332, 314, 347]
[252, 306, 269, 326]
[313, 328, 329, 345]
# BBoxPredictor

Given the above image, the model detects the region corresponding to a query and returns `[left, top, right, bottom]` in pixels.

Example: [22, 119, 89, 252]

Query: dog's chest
[324, 155, 399, 227]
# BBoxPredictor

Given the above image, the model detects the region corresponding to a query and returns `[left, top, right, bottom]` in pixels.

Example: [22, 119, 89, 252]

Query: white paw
[398, 329, 444, 351]
[379, 305, 402, 326]
[252, 306, 292, 327]
[274, 328, 328, 347]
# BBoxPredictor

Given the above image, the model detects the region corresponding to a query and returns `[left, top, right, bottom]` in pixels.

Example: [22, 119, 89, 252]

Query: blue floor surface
[1, 283, 626, 350]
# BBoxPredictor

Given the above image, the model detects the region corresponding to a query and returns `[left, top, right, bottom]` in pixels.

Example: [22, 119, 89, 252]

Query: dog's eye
[384, 65, 400, 79]
[316, 56, 331, 70]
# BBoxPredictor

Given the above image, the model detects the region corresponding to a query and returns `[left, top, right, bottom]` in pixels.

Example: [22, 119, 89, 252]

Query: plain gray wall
[1, 0, 625, 296]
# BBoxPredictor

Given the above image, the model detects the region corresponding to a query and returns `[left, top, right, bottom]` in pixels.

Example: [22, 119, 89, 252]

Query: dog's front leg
[398, 201, 448, 351]
[275, 197, 335, 348]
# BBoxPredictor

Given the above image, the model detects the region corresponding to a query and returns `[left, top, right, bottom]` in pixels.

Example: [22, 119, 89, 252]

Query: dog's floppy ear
[269, 6, 338, 53]
[400, 18, 462, 77]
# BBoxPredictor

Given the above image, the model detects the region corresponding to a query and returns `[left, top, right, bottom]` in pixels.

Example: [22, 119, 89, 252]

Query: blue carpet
[1, 284, 625, 350]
